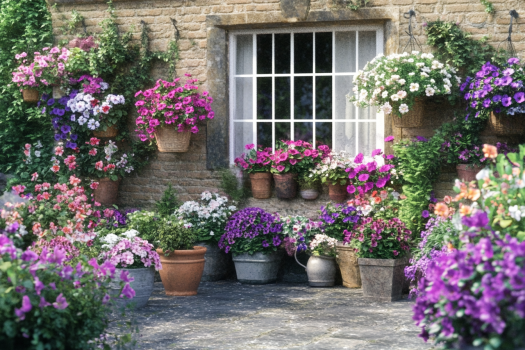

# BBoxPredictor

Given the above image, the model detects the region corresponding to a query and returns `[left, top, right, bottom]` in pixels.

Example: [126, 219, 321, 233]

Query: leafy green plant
[480, 0, 495, 14]
[218, 168, 249, 204]
[155, 184, 181, 217]
[298, 176, 319, 190]
[155, 220, 197, 254]
[125, 211, 161, 245]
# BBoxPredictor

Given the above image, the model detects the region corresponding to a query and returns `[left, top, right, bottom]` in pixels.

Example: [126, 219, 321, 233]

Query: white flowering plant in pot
[175, 191, 237, 243]
[311, 151, 356, 186]
[350, 51, 461, 117]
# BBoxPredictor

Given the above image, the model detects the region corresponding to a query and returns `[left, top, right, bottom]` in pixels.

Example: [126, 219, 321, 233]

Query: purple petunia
[421, 210, 429, 218]
[358, 173, 369, 182]
[483, 99, 491, 108]
[493, 95, 502, 103]
[514, 92, 525, 104]
[502, 95, 512, 107]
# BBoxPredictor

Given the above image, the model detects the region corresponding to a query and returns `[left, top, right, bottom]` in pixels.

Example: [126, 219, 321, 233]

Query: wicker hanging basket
[154, 126, 191, 152]
[93, 177, 121, 206]
[22, 89, 39, 103]
[93, 124, 118, 138]
[489, 111, 525, 135]
[392, 99, 425, 128]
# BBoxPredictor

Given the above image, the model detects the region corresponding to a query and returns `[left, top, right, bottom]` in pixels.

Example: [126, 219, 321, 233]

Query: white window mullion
[331, 30, 336, 151]
[312, 33, 316, 148]
[290, 32, 295, 142]
[272, 33, 276, 150]
[355, 31, 359, 155]
[252, 33, 257, 147]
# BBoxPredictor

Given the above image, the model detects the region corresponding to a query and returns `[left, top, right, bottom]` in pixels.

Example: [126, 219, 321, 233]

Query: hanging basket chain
[402, 10, 423, 53]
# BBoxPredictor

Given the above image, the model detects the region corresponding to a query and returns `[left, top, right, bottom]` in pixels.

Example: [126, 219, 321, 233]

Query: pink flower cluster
[12, 47, 70, 88]
[100, 235, 162, 270]
[234, 144, 272, 173]
[134, 74, 214, 141]
[68, 36, 99, 52]
[269, 140, 330, 174]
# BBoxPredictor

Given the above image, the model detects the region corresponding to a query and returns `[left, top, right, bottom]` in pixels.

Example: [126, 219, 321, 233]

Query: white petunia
[397, 90, 407, 99]
[421, 72, 429, 78]
[399, 104, 409, 114]
[398, 79, 406, 85]
[381, 102, 392, 114]
[409, 72, 415, 76]
[390, 94, 399, 101]
[425, 87, 435, 96]
[382, 91, 389, 98]
[409, 83, 419, 92]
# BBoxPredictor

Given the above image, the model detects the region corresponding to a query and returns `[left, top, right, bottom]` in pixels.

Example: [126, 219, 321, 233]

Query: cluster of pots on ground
[112, 239, 406, 309]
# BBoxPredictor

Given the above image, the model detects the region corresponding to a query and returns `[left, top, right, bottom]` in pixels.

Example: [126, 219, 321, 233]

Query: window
[229, 26, 384, 163]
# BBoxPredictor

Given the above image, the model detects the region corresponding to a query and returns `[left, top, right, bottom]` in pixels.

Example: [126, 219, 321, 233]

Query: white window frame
[228, 25, 384, 164]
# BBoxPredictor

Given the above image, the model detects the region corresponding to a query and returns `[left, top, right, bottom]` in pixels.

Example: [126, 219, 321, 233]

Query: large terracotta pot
[489, 111, 525, 135]
[456, 164, 484, 183]
[249, 172, 272, 199]
[93, 124, 118, 138]
[328, 181, 348, 202]
[22, 89, 39, 103]
[154, 127, 191, 152]
[156, 246, 206, 296]
[273, 173, 298, 199]
[336, 243, 361, 288]
[93, 177, 120, 206]
[358, 257, 408, 302]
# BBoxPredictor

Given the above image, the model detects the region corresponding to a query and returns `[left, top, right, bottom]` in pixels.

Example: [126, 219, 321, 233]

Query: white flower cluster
[309, 234, 338, 255]
[66, 92, 125, 130]
[350, 51, 460, 116]
[176, 191, 237, 236]
[99, 229, 139, 250]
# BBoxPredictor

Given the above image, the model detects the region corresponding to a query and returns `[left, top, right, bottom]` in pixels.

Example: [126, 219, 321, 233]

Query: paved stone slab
[129, 281, 434, 350]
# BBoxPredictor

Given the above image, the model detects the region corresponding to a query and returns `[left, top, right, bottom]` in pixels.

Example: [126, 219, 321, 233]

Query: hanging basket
[392, 99, 425, 128]
[93, 177, 121, 206]
[489, 111, 525, 135]
[22, 89, 39, 103]
[154, 127, 191, 153]
[93, 124, 118, 138]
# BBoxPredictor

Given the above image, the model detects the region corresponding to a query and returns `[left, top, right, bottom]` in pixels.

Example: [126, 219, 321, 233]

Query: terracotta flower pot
[22, 89, 39, 103]
[273, 173, 298, 199]
[156, 246, 206, 296]
[154, 127, 191, 152]
[336, 243, 361, 288]
[249, 172, 272, 199]
[93, 177, 121, 206]
[328, 181, 348, 203]
[93, 124, 118, 138]
[456, 164, 484, 183]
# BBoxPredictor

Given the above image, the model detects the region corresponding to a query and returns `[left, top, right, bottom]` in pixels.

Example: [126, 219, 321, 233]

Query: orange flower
[459, 205, 472, 216]
[483, 144, 498, 159]
[468, 188, 481, 201]
[447, 242, 455, 252]
[371, 191, 378, 197]
[400, 194, 407, 200]
[374, 196, 382, 204]
[435, 202, 449, 218]
[444, 195, 452, 204]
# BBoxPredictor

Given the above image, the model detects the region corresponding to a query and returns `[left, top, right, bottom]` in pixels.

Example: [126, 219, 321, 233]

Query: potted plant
[463, 58, 525, 135]
[78, 137, 136, 205]
[235, 144, 273, 199]
[298, 175, 320, 200]
[270, 140, 329, 199]
[351, 51, 460, 128]
[175, 191, 237, 281]
[303, 234, 339, 287]
[219, 207, 284, 284]
[12, 47, 71, 103]
[318, 203, 362, 288]
[98, 229, 162, 308]
[346, 212, 412, 301]
[155, 219, 206, 296]
[312, 151, 355, 202]
[134, 74, 214, 152]
[346, 149, 396, 197]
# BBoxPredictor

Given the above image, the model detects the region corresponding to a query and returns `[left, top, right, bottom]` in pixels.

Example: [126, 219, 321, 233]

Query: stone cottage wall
[48, 0, 525, 215]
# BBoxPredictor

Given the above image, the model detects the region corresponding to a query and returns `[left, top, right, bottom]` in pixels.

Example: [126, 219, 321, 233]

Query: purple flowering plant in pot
[346, 148, 396, 197]
[0, 222, 137, 349]
[219, 207, 285, 284]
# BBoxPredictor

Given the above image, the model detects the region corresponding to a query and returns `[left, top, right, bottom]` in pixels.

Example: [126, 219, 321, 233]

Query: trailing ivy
[0, 0, 53, 173]
[480, 0, 495, 14]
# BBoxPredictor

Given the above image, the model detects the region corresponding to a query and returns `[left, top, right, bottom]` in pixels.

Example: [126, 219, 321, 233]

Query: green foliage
[0, 0, 53, 173]
[425, 21, 506, 77]
[155, 220, 197, 254]
[298, 176, 319, 190]
[155, 184, 181, 218]
[219, 168, 249, 204]
[412, 217, 460, 262]
[480, 0, 495, 14]
[125, 211, 161, 245]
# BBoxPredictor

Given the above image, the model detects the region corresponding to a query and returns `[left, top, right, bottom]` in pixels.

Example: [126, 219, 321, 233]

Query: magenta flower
[120, 284, 135, 299]
[15, 295, 32, 320]
[276, 165, 285, 172]
[119, 270, 135, 283]
[384, 135, 394, 142]
[421, 210, 429, 218]
[364, 182, 374, 192]
[375, 176, 388, 188]
[245, 144, 255, 150]
[289, 159, 297, 165]
[347, 185, 356, 194]
[39, 297, 51, 308]
[358, 173, 369, 181]
[347, 169, 357, 179]
[354, 153, 364, 164]
[371, 149, 382, 157]
[53, 293, 68, 310]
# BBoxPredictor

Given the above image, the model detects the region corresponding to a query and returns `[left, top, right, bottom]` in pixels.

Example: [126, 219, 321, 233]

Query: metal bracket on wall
[171, 18, 180, 41]
[498, 10, 519, 58]
[401, 10, 423, 53]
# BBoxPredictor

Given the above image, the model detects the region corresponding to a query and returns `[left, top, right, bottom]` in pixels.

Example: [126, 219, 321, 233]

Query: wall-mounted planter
[489, 111, 525, 135]
[22, 89, 39, 103]
[392, 98, 424, 128]
[94, 177, 121, 206]
[93, 124, 119, 138]
[155, 127, 191, 152]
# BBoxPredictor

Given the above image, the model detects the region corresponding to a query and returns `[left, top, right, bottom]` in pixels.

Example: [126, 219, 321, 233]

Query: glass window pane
[236, 35, 253, 75]
[316, 122, 332, 149]
[335, 76, 355, 120]
[335, 31, 356, 73]
[294, 76, 313, 119]
[358, 122, 376, 155]
[275, 34, 290, 74]
[257, 77, 272, 120]
[275, 77, 290, 120]
[294, 122, 313, 144]
[275, 122, 291, 143]
[358, 105, 377, 120]
[235, 77, 253, 120]
[234, 122, 253, 158]
[257, 34, 272, 74]
[294, 33, 313, 73]
[334, 122, 356, 154]
[358, 31, 377, 70]
[316, 76, 332, 120]
[315, 32, 332, 73]
[257, 122, 272, 149]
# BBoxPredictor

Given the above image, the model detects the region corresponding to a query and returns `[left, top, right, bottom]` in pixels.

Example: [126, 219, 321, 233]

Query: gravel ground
[129, 281, 435, 350]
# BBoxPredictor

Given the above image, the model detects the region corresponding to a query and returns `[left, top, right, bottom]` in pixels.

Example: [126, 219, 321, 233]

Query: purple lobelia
[218, 207, 283, 255]
[413, 234, 525, 349]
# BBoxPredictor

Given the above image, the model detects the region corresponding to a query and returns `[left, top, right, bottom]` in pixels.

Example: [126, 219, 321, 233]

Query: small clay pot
[157, 246, 207, 296]
[249, 172, 272, 199]
[22, 89, 39, 103]
[328, 181, 348, 202]
[273, 173, 298, 199]
[93, 124, 118, 138]
[93, 177, 121, 206]
[456, 164, 484, 183]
